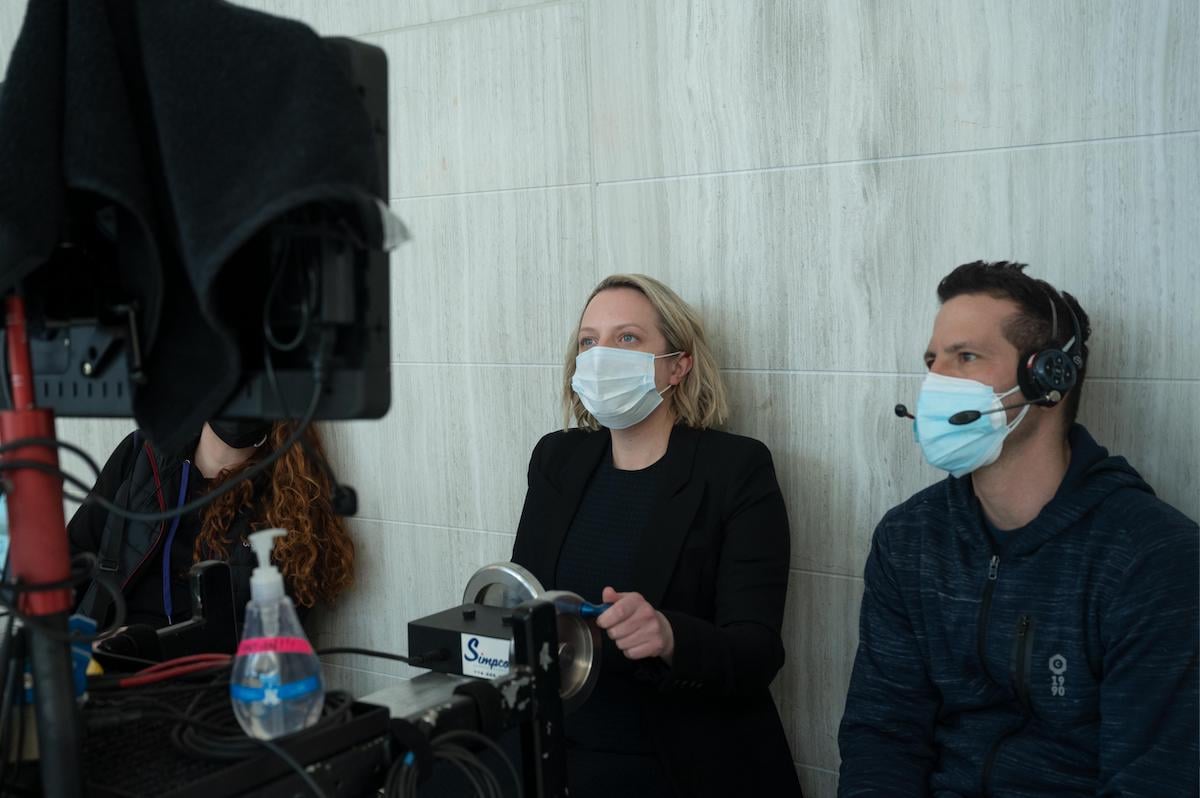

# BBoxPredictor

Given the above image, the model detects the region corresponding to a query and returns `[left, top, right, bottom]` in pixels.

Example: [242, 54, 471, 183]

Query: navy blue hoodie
[838, 425, 1199, 797]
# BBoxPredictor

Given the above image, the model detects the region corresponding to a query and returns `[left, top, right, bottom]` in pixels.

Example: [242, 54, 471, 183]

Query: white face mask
[571, 346, 682, 430]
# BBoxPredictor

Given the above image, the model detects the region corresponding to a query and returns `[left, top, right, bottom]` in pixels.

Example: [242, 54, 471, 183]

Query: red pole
[6, 294, 34, 410]
[1, 295, 72, 615]
[1, 295, 84, 797]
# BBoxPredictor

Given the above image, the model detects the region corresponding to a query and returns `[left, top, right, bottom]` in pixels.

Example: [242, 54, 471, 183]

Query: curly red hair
[192, 422, 353, 608]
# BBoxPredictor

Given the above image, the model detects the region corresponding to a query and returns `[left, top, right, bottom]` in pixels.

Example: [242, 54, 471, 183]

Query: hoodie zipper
[976, 554, 1000, 682]
[976, 552, 1003, 797]
[981, 615, 1037, 796]
[1012, 615, 1035, 714]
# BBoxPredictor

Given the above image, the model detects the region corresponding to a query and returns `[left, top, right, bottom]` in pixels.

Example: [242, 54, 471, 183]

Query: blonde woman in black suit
[513, 274, 802, 798]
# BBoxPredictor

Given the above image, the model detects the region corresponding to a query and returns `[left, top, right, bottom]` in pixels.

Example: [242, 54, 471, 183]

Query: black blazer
[513, 424, 802, 797]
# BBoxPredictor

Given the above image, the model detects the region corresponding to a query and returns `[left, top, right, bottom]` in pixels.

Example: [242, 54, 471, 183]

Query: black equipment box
[81, 695, 390, 797]
[408, 603, 515, 680]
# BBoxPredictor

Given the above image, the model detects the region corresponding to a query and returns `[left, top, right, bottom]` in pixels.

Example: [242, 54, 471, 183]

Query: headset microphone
[894, 392, 1059, 426]
[947, 391, 1060, 426]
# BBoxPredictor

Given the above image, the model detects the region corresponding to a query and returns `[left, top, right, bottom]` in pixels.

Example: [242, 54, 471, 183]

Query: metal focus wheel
[462, 562, 544, 608]
[539, 590, 601, 713]
[463, 562, 602, 713]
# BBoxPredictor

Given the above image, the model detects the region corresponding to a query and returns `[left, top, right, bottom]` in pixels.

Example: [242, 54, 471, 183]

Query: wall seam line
[597, 129, 1200, 187]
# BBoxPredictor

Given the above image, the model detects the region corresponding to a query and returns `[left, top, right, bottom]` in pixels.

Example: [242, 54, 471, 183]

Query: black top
[555, 452, 663, 758]
[512, 425, 802, 798]
[69, 432, 265, 633]
[555, 452, 661, 603]
[122, 468, 210, 628]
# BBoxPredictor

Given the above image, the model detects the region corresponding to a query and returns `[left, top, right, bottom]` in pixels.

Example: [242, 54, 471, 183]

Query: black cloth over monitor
[0, 0, 385, 451]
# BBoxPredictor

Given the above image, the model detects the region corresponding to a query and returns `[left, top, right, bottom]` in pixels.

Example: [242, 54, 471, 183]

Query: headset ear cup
[1028, 350, 1078, 405]
[1017, 350, 1043, 401]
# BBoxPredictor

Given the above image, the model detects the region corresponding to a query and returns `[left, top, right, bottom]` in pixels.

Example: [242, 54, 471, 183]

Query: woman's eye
[579, 337, 596, 348]
[619, 333, 638, 344]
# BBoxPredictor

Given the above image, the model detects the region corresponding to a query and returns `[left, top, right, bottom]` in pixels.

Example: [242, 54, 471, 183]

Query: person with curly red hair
[68, 419, 354, 631]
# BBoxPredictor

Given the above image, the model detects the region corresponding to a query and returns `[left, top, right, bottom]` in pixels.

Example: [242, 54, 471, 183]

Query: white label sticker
[460, 633, 511, 679]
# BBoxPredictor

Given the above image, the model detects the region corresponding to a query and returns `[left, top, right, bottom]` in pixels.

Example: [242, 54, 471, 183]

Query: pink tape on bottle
[236, 636, 315, 656]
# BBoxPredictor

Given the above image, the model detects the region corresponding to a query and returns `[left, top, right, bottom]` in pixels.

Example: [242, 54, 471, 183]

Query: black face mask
[208, 419, 273, 449]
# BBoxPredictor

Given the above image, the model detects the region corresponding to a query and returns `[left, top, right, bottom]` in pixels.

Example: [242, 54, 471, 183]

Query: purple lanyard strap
[161, 461, 192, 625]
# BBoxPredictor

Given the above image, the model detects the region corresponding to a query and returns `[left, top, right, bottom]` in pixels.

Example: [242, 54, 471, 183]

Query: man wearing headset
[838, 261, 1198, 796]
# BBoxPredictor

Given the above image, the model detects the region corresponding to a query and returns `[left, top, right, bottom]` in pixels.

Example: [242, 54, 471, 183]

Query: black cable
[383, 751, 410, 798]
[0, 552, 127, 643]
[439, 743, 504, 798]
[90, 686, 353, 797]
[86, 648, 159, 671]
[262, 344, 355, 516]
[0, 619, 19, 789]
[0, 612, 13, 718]
[0, 299, 331, 528]
[183, 667, 233, 718]
[382, 726, 522, 798]
[0, 365, 324, 524]
[0, 437, 102, 482]
[171, 690, 353, 761]
[10, 663, 25, 794]
[433, 729, 523, 798]
[1, 550, 99, 593]
[316, 647, 448, 667]
[86, 661, 231, 692]
[85, 692, 181, 721]
[454, 743, 505, 798]
[93, 706, 327, 798]
[0, 329, 11, 411]
[263, 233, 314, 353]
[433, 747, 491, 798]
[88, 676, 232, 698]
[261, 278, 356, 519]
[0, 627, 28, 795]
[0, 558, 10, 699]
[244, 735, 321, 796]
[405, 761, 419, 798]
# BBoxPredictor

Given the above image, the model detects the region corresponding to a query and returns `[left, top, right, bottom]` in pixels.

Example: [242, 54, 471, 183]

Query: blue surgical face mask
[914, 372, 1030, 478]
[571, 346, 681, 430]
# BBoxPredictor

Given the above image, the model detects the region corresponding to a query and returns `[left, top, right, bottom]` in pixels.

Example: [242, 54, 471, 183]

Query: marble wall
[4, 2, 1196, 795]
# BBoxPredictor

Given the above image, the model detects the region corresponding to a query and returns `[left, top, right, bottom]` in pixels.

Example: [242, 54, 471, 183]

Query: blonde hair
[562, 274, 729, 431]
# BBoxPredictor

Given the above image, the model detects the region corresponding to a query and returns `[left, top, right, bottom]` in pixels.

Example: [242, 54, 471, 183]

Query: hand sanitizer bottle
[230, 528, 324, 739]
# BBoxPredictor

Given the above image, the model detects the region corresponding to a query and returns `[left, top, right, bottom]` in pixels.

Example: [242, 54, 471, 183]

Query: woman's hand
[596, 586, 675, 664]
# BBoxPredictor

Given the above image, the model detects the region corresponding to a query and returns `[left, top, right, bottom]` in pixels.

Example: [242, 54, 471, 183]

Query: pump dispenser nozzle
[248, 528, 287, 602]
